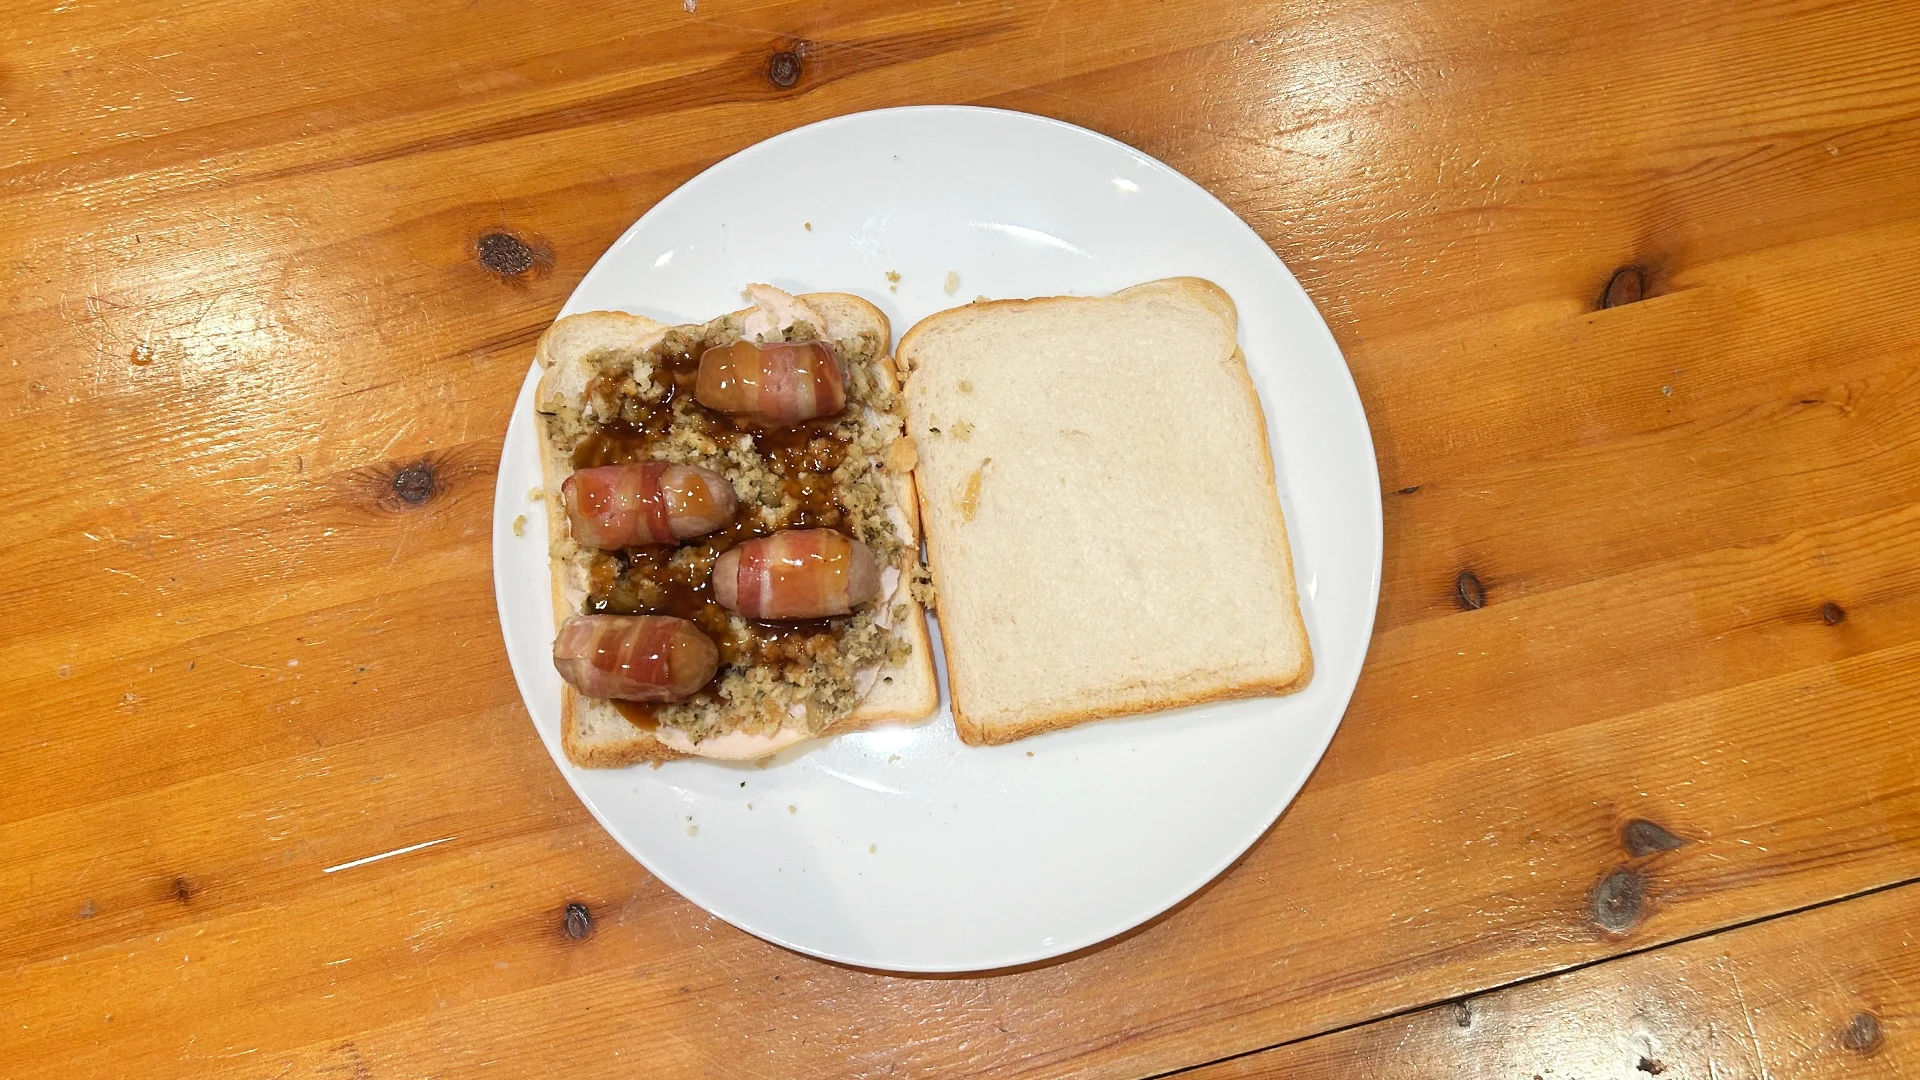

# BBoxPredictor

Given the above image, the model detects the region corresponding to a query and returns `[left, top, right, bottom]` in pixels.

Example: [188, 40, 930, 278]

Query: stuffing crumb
[512, 514, 527, 536]
[886, 435, 918, 473]
[959, 458, 990, 521]
[1026, 751, 1034, 757]
[885, 270, 900, 283]
[868, 844, 877, 854]
[787, 804, 797, 814]
[685, 824, 699, 836]
[973, 295, 989, 303]
[943, 270, 960, 296]
[682, 0, 696, 9]
[526, 486, 542, 501]
[804, 221, 812, 231]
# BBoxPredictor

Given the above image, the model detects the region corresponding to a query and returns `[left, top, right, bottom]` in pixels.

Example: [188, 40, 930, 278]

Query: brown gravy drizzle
[570, 335, 855, 705]
[611, 700, 658, 730]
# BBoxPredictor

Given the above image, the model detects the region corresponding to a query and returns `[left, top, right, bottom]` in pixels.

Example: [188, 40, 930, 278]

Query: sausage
[695, 340, 848, 425]
[711, 529, 882, 620]
[562, 462, 736, 549]
[552, 615, 720, 702]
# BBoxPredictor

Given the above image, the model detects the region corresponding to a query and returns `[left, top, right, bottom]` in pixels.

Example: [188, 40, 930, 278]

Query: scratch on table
[322, 835, 458, 874]
[186, 289, 231, 336]
[1729, 965, 1772, 1080]
[254, 590, 295, 621]
[387, 517, 422, 568]
[376, 418, 418, 458]
[406, 913, 449, 952]
[72, 851, 108, 887]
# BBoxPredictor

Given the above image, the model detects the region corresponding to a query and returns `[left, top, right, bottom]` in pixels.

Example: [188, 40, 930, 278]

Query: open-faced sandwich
[534, 286, 938, 764]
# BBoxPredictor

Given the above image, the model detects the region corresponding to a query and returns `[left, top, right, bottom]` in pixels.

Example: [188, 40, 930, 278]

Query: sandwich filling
[540, 290, 926, 748]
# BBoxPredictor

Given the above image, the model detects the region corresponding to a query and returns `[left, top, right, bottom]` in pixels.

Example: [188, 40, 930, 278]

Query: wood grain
[1186, 881, 1920, 1079]
[4, 0, 1920, 1076]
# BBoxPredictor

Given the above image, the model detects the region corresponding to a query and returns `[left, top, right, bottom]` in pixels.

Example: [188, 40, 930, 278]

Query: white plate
[492, 107, 1380, 972]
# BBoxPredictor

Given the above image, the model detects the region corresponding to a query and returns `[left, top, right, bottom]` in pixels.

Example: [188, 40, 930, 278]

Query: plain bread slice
[899, 277, 1311, 745]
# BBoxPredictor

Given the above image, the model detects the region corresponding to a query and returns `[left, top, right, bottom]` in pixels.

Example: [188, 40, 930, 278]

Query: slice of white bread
[535, 292, 939, 766]
[898, 277, 1311, 745]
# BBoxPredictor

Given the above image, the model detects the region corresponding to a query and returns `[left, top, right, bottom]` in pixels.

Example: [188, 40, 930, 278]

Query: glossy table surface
[3, 0, 1918, 1076]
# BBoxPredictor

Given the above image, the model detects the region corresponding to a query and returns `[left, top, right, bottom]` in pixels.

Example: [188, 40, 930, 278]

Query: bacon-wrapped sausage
[711, 529, 881, 620]
[695, 340, 847, 426]
[552, 615, 719, 702]
[562, 462, 737, 549]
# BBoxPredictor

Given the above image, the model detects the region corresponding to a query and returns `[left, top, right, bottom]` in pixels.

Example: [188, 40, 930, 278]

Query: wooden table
[5, 0, 1918, 1075]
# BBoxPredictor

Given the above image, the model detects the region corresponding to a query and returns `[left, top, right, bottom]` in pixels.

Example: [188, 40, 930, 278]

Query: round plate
[492, 106, 1380, 972]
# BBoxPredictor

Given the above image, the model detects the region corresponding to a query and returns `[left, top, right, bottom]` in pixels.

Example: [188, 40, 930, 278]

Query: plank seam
[1139, 872, 1920, 1080]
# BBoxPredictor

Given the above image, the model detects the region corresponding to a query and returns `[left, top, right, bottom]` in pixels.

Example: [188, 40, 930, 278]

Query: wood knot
[1449, 999, 1472, 1028]
[1589, 867, 1645, 933]
[1820, 601, 1847, 626]
[351, 445, 495, 515]
[477, 232, 534, 276]
[562, 901, 593, 941]
[766, 49, 803, 88]
[391, 464, 436, 505]
[1599, 266, 1647, 309]
[1841, 1011, 1883, 1054]
[171, 876, 197, 904]
[1397, 485, 1421, 495]
[1454, 569, 1486, 611]
[1620, 818, 1685, 858]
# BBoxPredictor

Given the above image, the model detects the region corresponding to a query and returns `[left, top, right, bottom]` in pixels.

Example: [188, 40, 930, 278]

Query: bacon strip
[562, 462, 735, 549]
[713, 529, 881, 619]
[695, 340, 847, 426]
[553, 615, 719, 702]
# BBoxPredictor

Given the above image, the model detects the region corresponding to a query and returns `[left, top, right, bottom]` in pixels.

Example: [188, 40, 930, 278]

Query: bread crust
[537, 293, 936, 766]
[902, 277, 1312, 746]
